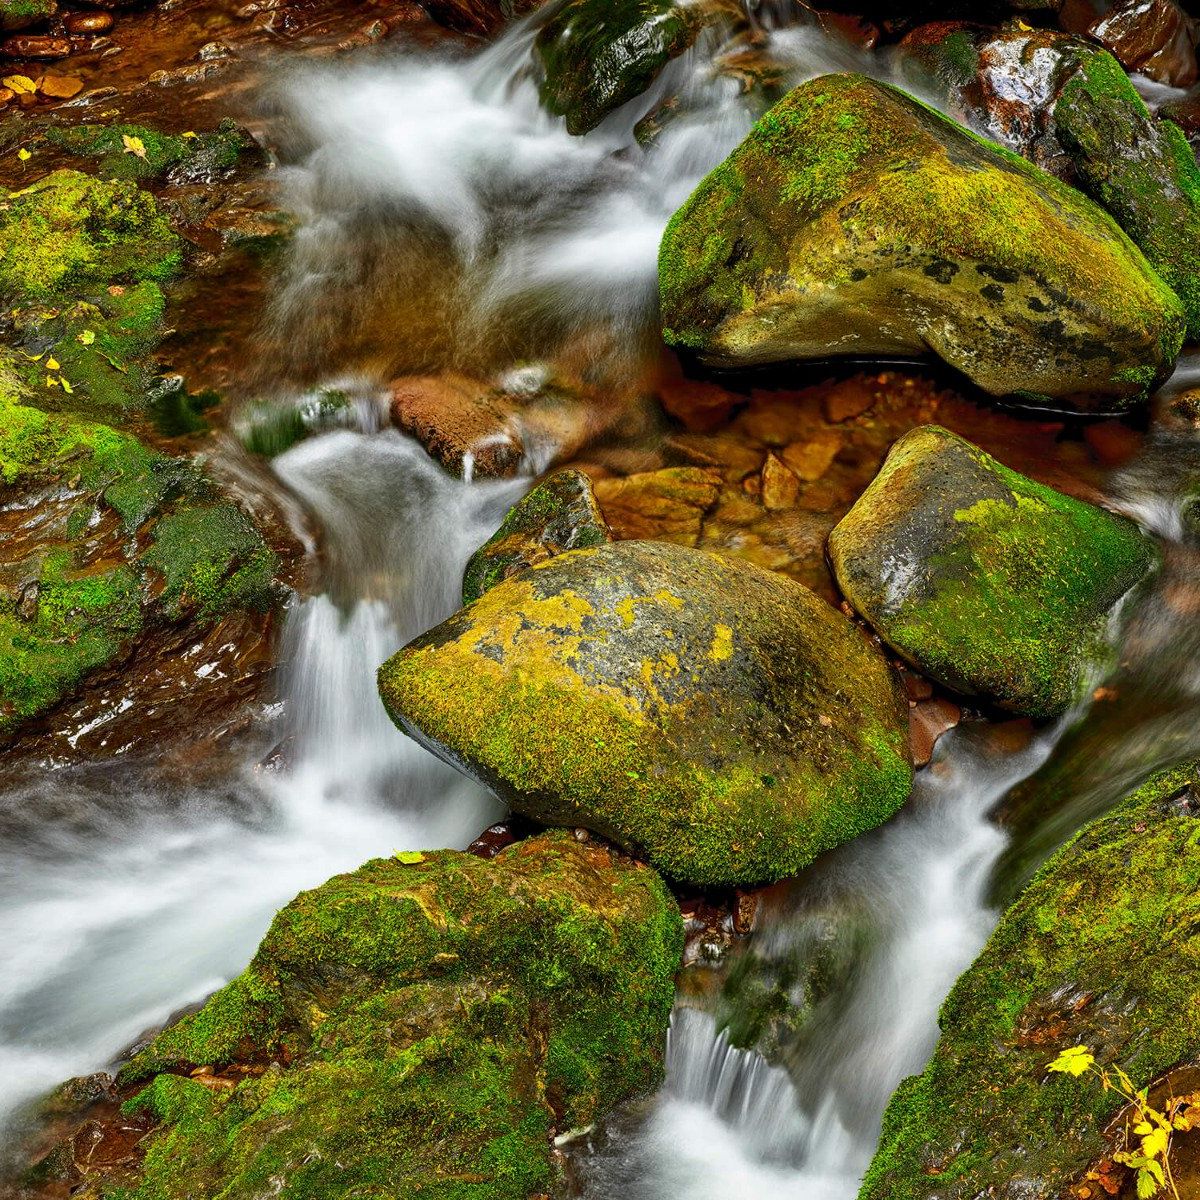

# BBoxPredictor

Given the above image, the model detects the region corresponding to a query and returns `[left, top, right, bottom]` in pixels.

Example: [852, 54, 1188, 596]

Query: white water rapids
[2, 8, 1197, 1198]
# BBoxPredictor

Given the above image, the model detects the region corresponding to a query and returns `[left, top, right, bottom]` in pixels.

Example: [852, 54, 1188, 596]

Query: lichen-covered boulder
[859, 761, 1200, 1200]
[0, 170, 181, 303]
[35, 833, 681, 1200]
[659, 73, 1185, 411]
[533, 0, 718, 134]
[379, 540, 912, 886]
[900, 27, 1200, 340]
[462, 469, 611, 604]
[828, 426, 1154, 719]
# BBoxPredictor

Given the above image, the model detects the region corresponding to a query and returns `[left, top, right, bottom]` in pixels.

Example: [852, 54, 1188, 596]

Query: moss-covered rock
[828, 426, 1154, 719]
[0, 170, 181, 304]
[462, 469, 611, 605]
[379, 540, 912, 886]
[0, 0, 54, 30]
[533, 0, 714, 134]
[659, 73, 1184, 412]
[55, 832, 680, 1200]
[859, 760, 1200, 1200]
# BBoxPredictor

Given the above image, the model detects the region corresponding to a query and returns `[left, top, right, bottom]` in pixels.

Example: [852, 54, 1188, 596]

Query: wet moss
[0, 0, 54, 29]
[1055, 50, 1200, 339]
[45, 119, 252, 183]
[659, 74, 1184, 407]
[0, 170, 181, 304]
[141, 502, 278, 622]
[829, 426, 1155, 718]
[381, 541, 912, 886]
[860, 760, 1200, 1199]
[95, 834, 681, 1199]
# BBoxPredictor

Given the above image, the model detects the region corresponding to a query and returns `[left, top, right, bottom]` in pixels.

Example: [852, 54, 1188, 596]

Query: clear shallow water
[1, 9, 1199, 1198]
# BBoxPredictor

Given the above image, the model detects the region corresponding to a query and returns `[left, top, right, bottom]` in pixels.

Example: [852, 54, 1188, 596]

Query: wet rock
[828, 425, 1155, 719]
[592, 466, 721, 544]
[1090, 0, 1199, 88]
[38, 71, 82, 96]
[0, 31, 69, 55]
[908, 694, 962, 767]
[462, 468, 611, 604]
[534, 0, 725, 134]
[36, 833, 680, 1199]
[62, 9, 112, 32]
[659, 73, 1185, 412]
[378, 539, 913, 886]
[0, 0, 55, 32]
[861, 760, 1200, 1200]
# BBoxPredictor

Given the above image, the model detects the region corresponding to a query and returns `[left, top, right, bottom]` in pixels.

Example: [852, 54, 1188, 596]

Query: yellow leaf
[45, 375, 58, 388]
[59, 376, 73, 394]
[121, 134, 147, 159]
[1139, 1126, 1168, 1161]
[21, 351, 43, 362]
[16, 148, 29, 162]
[78, 329, 95, 345]
[395, 850, 425, 864]
[1048, 1046, 1096, 1077]
[2, 74, 37, 95]
[182, 130, 198, 138]
[45, 356, 59, 370]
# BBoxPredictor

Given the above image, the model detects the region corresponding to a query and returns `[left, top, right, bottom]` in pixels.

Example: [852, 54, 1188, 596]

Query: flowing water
[3, 8, 1200, 1197]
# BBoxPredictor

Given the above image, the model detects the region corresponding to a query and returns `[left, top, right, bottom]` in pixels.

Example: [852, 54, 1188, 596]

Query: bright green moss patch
[0, 0, 54, 30]
[381, 540, 912, 886]
[85, 834, 682, 1199]
[0, 550, 142, 732]
[859, 760, 1200, 1199]
[0, 170, 181, 303]
[829, 426, 1155, 718]
[142, 503, 278, 622]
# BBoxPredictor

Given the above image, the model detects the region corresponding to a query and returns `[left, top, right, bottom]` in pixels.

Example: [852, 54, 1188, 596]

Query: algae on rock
[859, 760, 1200, 1200]
[659, 73, 1184, 412]
[828, 425, 1154, 719]
[39, 833, 681, 1200]
[380, 539, 912, 887]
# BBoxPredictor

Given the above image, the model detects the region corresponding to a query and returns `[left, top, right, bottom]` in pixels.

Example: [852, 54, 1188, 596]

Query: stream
[3, 7, 1200, 1197]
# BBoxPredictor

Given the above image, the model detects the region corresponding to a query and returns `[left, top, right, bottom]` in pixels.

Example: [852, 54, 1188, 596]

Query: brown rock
[657, 359, 741, 432]
[39, 72, 82, 97]
[821, 376, 878, 423]
[391, 373, 524, 479]
[1, 33, 70, 57]
[781, 430, 842, 482]
[1090, 0, 1199, 87]
[0, 85, 12, 105]
[414, 0, 501, 35]
[760, 453, 800, 510]
[1083, 420, 1143, 467]
[63, 10, 113, 32]
[592, 466, 722, 544]
[909, 696, 962, 768]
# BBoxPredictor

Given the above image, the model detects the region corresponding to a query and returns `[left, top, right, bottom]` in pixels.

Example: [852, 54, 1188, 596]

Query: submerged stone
[379, 539, 913, 886]
[32, 833, 680, 1199]
[462, 469, 611, 604]
[859, 760, 1200, 1200]
[659, 73, 1184, 412]
[828, 425, 1155, 719]
[533, 0, 713, 134]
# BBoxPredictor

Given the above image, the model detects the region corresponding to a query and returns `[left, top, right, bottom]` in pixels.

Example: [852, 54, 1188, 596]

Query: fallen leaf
[59, 376, 73, 394]
[2, 75, 37, 95]
[182, 130, 198, 138]
[77, 329, 95, 345]
[45, 356, 59, 370]
[121, 134, 147, 159]
[395, 850, 426, 864]
[45, 375, 58, 388]
[16, 148, 29, 162]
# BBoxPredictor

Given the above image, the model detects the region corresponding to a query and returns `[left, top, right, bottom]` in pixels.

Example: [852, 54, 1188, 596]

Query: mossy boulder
[0, 170, 181, 304]
[56, 833, 680, 1200]
[462, 469, 611, 605]
[379, 539, 913, 886]
[0, 0, 54, 30]
[859, 760, 1200, 1200]
[659, 73, 1184, 412]
[828, 426, 1154, 720]
[533, 0, 714, 134]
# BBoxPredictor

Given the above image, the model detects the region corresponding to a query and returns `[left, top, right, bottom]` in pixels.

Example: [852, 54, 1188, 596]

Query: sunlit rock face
[380, 539, 913, 887]
[828, 425, 1155, 719]
[658, 73, 1185, 412]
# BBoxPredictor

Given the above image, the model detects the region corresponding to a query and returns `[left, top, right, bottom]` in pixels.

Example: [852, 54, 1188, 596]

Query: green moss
[0, 549, 142, 732]
[860, 761, 1200, 1199]
[382, 541, 912, 886]
[94, 834, 681, 1199]
[829, 426, 1155, 718]
[0, 170, 181, 304]
[141, 502, 278, 622]
[1055, 50, 1200, 339]
[45, 119, 252, 183]
[0, 0, 54, 30]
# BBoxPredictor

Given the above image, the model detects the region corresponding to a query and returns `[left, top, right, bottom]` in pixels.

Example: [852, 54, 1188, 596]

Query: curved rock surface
[380, 539, 913, 886]
[659, 73, 1185, 411]
[828, 426, 1154, 719]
